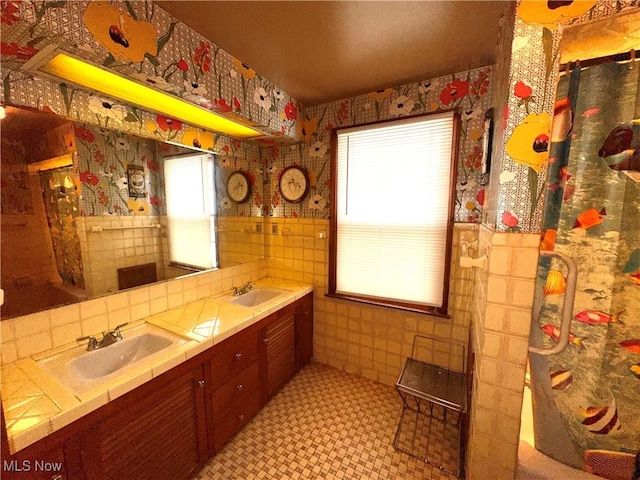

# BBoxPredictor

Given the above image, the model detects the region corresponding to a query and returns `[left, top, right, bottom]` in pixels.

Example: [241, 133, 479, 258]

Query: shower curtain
[529, 57, 640, 473]
[39, 167, 85, 289]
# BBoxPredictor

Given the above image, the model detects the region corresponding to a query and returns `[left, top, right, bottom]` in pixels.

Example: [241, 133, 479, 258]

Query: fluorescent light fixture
[40, 53, 262, 140]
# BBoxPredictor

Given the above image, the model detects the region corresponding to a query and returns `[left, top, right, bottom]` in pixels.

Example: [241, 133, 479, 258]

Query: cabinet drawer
[212, 361, 260, 417]
[213, 393, 261, 451]
[210, 330, 259, 388]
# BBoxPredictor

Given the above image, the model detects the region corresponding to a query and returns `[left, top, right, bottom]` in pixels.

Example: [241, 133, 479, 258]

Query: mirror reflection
[0, 106, 265, 319]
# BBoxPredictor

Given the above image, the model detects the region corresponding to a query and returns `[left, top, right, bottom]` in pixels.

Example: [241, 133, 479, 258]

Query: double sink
[36, 287, 289, 396]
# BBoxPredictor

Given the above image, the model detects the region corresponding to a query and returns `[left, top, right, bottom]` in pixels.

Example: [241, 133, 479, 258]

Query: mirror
[0, 105, 266, 319]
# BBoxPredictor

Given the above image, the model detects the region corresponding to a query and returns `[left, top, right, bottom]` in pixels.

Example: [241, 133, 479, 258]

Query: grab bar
[528, 250, 578, 356]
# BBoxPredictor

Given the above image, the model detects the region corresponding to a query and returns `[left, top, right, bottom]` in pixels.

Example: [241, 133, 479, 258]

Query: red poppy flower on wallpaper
[150, 196, 163, 207]
[439, 78, 470, 106]
[284, 101, 298, 121]
[1, 1, 20, 26]
[1, 42, 39, 60]
[79, 171, 99, 186]
[146, 160, 160, 172]
[74, 126, 95, 143]
[214, 99, 233, 114]
[501, 211, 519, 228]
[194, 41, 211, 73]
[177, 59, 189, 72]
[156, 116, 183, 132]
[514, 81, 533, 100]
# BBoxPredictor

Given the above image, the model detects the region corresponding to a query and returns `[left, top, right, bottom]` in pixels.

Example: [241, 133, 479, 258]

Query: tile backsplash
[1, 259, 267, 365]
[266, 218, 478, 386]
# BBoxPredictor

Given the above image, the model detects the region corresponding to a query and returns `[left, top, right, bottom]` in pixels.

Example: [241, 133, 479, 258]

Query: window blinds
[164, 154, 217, 270]
[335, 113, 455, 307]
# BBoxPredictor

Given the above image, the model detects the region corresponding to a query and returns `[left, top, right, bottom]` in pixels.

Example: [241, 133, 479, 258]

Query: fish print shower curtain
[530, 58, 640, 471]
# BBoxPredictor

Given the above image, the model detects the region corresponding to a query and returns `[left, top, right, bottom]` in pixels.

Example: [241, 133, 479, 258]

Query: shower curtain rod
[560, 49, 637, 73]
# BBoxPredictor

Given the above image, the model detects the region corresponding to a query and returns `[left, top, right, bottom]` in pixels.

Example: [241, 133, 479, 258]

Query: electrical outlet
[272, 223, 278, 235]
[256, 222, 262, 234]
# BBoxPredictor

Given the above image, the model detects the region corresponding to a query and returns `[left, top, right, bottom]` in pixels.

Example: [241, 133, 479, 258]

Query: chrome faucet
[231, 282, 254, 296]
[77, 323, 128, 351]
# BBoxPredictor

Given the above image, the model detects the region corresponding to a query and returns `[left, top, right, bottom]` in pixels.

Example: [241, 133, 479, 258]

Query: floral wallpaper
[494, 0, 640, 233]
[73, 122, 166, 217]
[1, 0, 302, 156]
[263, 67, 493, 221]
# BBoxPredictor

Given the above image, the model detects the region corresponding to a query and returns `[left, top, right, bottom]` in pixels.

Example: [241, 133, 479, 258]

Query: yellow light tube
[40, 53, 261, 140]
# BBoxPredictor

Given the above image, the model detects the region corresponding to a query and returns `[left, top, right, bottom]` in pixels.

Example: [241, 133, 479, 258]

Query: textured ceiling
[156, 1, 510, 106]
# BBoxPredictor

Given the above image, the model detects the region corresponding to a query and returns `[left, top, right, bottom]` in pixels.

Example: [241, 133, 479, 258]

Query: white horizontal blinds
[164, 154, 218, 270]
[336, 113, 454, 306]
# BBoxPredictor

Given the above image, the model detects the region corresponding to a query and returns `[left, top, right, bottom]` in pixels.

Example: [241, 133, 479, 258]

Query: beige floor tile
[192, 363, 459, 480]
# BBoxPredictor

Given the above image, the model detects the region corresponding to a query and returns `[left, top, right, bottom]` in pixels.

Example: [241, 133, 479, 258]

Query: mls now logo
[3, 460, 64, 472]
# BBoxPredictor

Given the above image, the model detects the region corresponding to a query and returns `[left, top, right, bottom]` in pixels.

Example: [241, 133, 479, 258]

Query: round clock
[226, 170, 251, 203]
[279, 165, 309, 203]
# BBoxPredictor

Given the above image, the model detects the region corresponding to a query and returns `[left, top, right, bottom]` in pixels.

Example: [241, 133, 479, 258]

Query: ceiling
[156, 1, 510, 106]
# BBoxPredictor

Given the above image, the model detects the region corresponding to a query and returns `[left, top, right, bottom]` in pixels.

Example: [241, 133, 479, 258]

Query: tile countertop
[1, 278, 313, 454]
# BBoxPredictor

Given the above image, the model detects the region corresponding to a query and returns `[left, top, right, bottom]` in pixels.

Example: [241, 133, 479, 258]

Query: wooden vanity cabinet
[295, 294, 314, 371]
[261, 304, 297, 400]
[81, 362, 208, 480]
[1, 361, 208, 480]
[204, 323, 262, 455]
[1, 292, 314, 478]
[205, 292, 314, 453]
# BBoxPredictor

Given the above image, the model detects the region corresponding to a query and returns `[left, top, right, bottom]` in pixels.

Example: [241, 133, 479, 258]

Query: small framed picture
[226, 170, 251, 203]
[480, 108, 494, 186]
[279, 165, 309, 203]
[127, 164, 146, 198]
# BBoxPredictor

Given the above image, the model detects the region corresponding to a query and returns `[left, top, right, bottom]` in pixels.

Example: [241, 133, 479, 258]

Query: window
[164, 153, 218, 270]
[329, 112, 459, 316]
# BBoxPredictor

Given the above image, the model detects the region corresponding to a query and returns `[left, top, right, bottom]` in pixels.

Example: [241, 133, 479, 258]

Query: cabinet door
[84, 365, 207, 480]
[263, 312, 296, 398]
[296, 294, 314, 370]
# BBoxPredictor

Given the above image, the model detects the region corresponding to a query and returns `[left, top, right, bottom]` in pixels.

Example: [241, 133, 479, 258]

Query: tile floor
[193, 362, 459, 480]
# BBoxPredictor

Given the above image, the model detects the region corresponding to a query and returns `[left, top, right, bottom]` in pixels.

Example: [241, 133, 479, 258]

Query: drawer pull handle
[263, 338, 269, 344]
[238, 414, 245, 422]
[237, 384, 243, 392]
[235, 353, 242, 360]
[198, 380, 205, 388]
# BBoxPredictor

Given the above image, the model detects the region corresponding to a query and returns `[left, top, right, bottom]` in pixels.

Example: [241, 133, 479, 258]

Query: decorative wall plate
[279, 165, 309, 203]
[226, 170, 251, 203]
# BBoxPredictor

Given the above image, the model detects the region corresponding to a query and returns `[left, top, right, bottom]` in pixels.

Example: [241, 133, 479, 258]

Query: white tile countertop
[1, 278, 313, 454]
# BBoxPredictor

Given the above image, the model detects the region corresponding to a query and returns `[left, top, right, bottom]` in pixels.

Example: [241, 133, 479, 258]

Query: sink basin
[69, 333, 172, 380]
[230, 288, 288, 307]
[37, 323, 188, 395]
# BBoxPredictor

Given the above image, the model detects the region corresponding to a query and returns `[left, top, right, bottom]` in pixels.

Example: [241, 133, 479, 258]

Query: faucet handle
[231, 286, 240, 296]
[112, 322, 129, 338]
[77, 335, 98, 351]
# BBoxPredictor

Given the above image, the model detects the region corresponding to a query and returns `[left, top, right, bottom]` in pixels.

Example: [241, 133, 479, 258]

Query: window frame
[163, 152, 219, 272]
[327, 111, 460, 317]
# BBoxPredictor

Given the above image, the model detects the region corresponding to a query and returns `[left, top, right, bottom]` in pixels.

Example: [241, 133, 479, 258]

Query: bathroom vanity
[1, 283, 313, 480]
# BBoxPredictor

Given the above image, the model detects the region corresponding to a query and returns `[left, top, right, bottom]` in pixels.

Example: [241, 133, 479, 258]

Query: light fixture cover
[40, 53, 262, 140]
